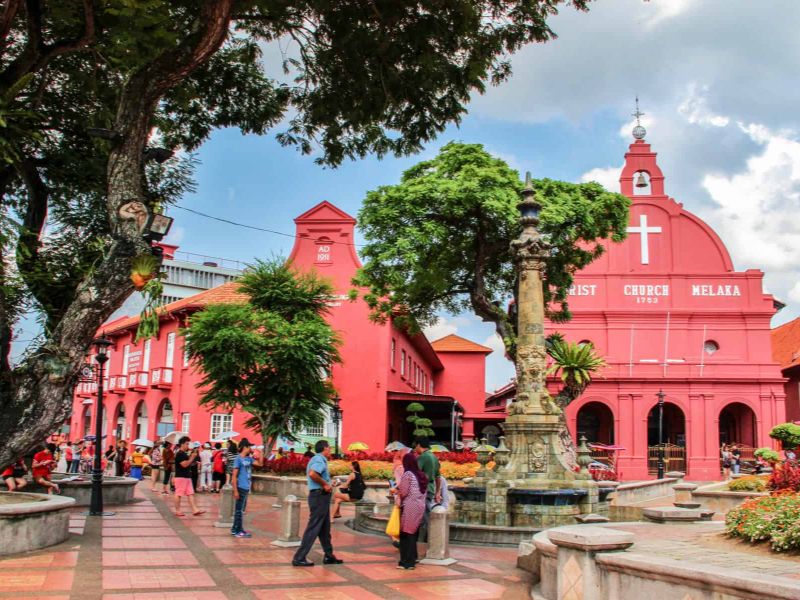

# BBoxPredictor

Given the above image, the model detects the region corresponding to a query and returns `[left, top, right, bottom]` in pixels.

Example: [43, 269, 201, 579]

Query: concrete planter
[27, 473, 138, 506]
[251, 474, 392, 503]
[0, 491, 75, 556]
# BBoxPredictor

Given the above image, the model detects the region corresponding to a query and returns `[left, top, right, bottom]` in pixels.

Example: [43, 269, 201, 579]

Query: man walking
[414, 436, 441, 543]
[291, 440, 343, 567]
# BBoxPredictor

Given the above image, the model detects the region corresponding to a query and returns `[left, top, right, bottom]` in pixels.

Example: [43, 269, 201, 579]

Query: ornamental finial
[632, 96, 647, 140]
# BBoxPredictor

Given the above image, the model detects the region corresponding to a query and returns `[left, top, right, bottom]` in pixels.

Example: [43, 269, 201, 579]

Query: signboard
[127, 350, 142, 374]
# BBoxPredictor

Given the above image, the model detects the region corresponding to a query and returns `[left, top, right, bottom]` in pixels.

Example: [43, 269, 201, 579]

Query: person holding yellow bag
[389, 452, 428, 570]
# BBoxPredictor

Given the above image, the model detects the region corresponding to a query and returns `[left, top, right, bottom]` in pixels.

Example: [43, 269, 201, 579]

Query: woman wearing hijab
[395, 452, 428, 570]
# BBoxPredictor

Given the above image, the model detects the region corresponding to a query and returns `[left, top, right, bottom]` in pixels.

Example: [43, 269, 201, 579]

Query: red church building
[485, 130, 787, 481]
[71, 202, 493, 452]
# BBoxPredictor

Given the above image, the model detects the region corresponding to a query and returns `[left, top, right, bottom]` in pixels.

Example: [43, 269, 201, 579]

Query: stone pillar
[665, 471, 685, 482]
[271, 495, 302, 547]
[272, 476, 289, 508]
[672, 482, 699, 508]
[549, 526, 634, 600]
[213, 483, 234, 528]
[420, 506, 456, 565]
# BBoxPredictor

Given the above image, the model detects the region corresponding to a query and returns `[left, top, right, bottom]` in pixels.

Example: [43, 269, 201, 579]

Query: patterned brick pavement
[0, 485, 532, 599]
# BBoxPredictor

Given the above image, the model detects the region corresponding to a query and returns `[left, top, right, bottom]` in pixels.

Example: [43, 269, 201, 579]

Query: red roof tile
[430, 333, 493, 354]
[101, 282, 248, 335]
[772, 317, 800, 371]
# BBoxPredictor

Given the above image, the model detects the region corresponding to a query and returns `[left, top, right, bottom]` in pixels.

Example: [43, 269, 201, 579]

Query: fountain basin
[27, 473, 138, 506]
[0, 491, 75, 555]
[508, 489, 588, 506]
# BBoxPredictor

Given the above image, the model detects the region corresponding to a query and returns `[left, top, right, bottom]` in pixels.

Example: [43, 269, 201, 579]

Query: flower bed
[768, 461, 800, 492]
[726, 492, 800, 552]
[261, 454, 481, 480]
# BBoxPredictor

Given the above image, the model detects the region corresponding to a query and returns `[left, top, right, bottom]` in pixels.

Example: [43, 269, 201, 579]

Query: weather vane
[632, 96, 646, 140]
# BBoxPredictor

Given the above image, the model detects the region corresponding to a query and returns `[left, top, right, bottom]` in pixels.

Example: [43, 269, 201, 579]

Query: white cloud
[789, 282, 800, 304]
[580, 165, 622, 192]
[164, 225, 185, 245]
[678, 84, 730, 128]
[642, 0, 693, 29]
[423, 317, 458, 342]
[483, 333, 506, 356]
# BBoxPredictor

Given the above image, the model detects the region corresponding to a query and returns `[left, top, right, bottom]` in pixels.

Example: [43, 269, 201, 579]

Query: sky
[35, 0, 800, 391]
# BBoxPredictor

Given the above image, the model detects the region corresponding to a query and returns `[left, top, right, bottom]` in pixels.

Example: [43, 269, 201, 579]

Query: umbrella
[385, 441, 408, 452]
[430, 444, 449, 453]
[163, 431, 188, 444]
[347, 441, 369, 451]
[215, 430, 239, 441]
[132, 438, 154, 448]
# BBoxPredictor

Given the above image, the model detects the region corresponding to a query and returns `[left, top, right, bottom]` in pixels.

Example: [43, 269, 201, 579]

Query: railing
[129, 371, 149, 390]
[171, 251, 245, 271]
[647, 444, 686, 474]
[150, 367, 173, 388]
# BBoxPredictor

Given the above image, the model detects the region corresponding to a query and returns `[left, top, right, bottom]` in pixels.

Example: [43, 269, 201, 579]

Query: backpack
[212, 450, 224, 473]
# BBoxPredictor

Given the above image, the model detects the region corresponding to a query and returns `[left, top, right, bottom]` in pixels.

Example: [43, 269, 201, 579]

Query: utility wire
[173, 204, 366, 247]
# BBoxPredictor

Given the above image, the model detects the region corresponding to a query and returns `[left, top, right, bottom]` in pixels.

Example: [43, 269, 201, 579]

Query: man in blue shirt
[292, 440, 343, 567]
[231, 438, 263, 538]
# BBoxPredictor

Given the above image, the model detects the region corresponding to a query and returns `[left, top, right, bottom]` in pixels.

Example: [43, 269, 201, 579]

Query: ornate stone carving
[527, 437, 548, 473]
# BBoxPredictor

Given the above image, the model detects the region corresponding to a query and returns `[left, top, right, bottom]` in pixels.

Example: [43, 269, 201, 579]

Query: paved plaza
[0, 485, 531, 599]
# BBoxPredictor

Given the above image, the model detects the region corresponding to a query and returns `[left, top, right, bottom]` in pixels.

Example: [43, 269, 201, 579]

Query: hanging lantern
[635, 172, 648, 188]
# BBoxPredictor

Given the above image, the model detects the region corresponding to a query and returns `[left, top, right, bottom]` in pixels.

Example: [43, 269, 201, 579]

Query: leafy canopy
[183, 259, 341, 447]
[546, 339, 606, 406]
[354, 142, 630, 355]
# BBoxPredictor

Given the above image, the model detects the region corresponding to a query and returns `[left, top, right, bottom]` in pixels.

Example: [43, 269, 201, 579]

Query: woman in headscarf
[396, 452, 428, 569]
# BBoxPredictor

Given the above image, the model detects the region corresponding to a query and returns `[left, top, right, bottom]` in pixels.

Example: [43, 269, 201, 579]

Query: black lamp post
[656, 389, 666, 479]
[331, 395, 342, 458]
[87, 336, 115, 517]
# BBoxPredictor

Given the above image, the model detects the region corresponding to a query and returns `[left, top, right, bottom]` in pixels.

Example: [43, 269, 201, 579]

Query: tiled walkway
[0, 485, 531, 599]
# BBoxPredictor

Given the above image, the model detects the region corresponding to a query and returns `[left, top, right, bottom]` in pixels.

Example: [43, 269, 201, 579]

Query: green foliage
[183, 259, 341, 447]
[405, 402, 434, 438]
[354, 142, 630, 349]
[547, 339, 606, 404]
[769, 423, 800, 449]
[754, 448, 781, 463]
[726, 493, 800, 552]
[727, 476, 768, 492]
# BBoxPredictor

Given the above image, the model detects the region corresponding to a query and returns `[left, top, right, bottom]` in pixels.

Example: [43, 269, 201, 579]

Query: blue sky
[164, 0, 800, 392]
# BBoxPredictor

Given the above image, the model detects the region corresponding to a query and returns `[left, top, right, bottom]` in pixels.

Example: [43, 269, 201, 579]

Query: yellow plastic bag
[385, 505, 401, 538]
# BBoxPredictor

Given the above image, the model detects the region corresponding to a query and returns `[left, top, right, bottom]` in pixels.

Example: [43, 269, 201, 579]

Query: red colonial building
[71, 202, 492, 452]
[772, 317, 800, 423]
[484, 131, 787, 480]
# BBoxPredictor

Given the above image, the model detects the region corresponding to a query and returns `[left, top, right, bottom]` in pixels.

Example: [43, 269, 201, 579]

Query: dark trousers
[418, 491, 434, 542]
[69, 459, 80, 473]
[399, 529, 419, 567]
[293, 490, 333, 562]
[232, 488, 249, 533]
[114, 461, 124, 476]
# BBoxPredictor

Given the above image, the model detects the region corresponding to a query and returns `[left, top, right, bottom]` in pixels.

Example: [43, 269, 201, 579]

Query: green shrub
[769, 423, 800, 449]
[726, 492, 800, 552]
[754, 448, 780, 463]
[728, 475, 767, 492]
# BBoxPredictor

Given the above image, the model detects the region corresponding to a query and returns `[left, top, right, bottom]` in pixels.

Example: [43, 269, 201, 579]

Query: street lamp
[143, 213, 174, 243]
[87, 336, 115, 517]
[331, 395, 342, 458]
[656, 389, 666, 480]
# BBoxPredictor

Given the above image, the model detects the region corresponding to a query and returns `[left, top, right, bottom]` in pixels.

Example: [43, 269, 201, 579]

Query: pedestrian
[32, 443, 60, 494]
[114, 441, 127, 476]
[69, 441, 81, 473]
[225, 440, 238, 487]
[2, 458, 28, 491]
[434, 475, 450, 511]
[721, 444, 732, 479]
[394, 452, 427, 570]
[231, 438, 263, 537]
[129, 447, 146, 480]
[190, 442, 200, 490]
[150, 443, 163, 492]
[211, 442, 225, 493]
[161, 441, 175, 495]
[173, 436, 205, 517]
[332, 461, 365, 519]
[413, 436, 441, 541]
[56, 443, 68, 472]
[731, 444, 742, 475]
[199, 443, 213, 492]
[303, 444, 314, 458]
[291, 440, 343, 567]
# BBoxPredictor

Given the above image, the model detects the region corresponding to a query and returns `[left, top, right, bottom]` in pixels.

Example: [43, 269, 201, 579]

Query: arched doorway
[719, 402, 757, 448]
[156, 399, 174, 438]
[576, 402, 615, 445]
[647, 402, 686, 474]
[133, 400, 148, 440]
[114, 403, 126, 442]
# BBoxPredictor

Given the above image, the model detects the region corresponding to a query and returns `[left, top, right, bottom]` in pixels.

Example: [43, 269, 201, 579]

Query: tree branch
[0, 0, 21, 54]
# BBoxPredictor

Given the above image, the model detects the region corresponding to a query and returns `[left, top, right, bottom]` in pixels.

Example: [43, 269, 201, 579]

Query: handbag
[385, 505, 401, 538]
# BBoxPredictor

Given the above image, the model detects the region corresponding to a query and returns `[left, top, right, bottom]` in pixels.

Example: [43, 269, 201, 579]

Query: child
[32, 443, 60, 494]
[130, 447, 146, 480]
[231, 438, 263, 537]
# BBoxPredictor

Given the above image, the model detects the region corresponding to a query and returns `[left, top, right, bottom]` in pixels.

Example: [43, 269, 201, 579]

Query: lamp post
[88, 336, 114, 516]
[656, 389, 666, 479]
[331, 395, 342, 458]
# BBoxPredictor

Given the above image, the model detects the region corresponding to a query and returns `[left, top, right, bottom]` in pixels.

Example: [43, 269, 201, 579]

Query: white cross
[627, 214, 662, 265]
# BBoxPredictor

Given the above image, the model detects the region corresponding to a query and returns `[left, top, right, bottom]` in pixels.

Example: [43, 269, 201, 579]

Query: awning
[387, 392, 461, 411]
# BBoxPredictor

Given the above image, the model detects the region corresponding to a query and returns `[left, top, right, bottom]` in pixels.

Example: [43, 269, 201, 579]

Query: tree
[546, 339, 606, 409]
[769, 423, 800, 450]
[354, 142, 630, 356]
[183, 259, 341, 451]
[0, 0, 591, 466]
[406, 402, 434, 439]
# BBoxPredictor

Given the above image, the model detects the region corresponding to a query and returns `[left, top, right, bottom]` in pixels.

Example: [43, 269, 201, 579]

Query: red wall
[434, 352, 487, 414]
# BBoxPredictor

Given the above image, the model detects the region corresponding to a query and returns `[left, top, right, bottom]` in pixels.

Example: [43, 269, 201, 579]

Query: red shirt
[32, 450, 53, 478]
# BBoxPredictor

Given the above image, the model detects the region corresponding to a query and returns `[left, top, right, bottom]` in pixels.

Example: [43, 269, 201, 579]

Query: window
[210, 414, 233, 440]
[181, 412, 191, 435]
[407, 355, 412, 379]
[183, 341, 190, 368]
[400, 350, 406, 376]
[166, 332, 175, 367]
[704, 340, 720, 355]
[391, 338, 396, 369]
[430, 380, 434, 395]
[423, 373, 427, 393]
[122, 344, 130, 374]
[143, 339, 151, 371]
[303, 422, 324, 437]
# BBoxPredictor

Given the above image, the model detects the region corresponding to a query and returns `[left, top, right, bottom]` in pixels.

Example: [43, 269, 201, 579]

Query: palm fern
[547, 339, 606, 408]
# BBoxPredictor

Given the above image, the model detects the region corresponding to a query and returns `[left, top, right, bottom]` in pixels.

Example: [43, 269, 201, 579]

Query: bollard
[271, 495, 302, 547]
[673, 482, 700, 509]
[213, 483, 235, 528]
[420, 505, 456, 565]
[272, 477, 289, 508]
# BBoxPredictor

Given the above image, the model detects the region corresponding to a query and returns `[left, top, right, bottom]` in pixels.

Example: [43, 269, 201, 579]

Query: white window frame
[181, 412, 191, 435]
[166, 332, 176, 368]
[122, 344, 130, 375]
[210, 414, 233, 440]
[143, 339, 151, 372]
[183, 340, 190, 368]
[391, 338, 396, 369]
[400, 350, 406, 376]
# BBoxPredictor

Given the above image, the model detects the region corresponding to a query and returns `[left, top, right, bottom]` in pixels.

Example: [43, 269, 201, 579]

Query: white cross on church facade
[627, 214, 662, 265]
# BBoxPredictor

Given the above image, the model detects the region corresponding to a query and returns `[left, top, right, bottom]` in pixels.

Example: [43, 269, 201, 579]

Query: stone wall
[0, 492, 75, 556]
